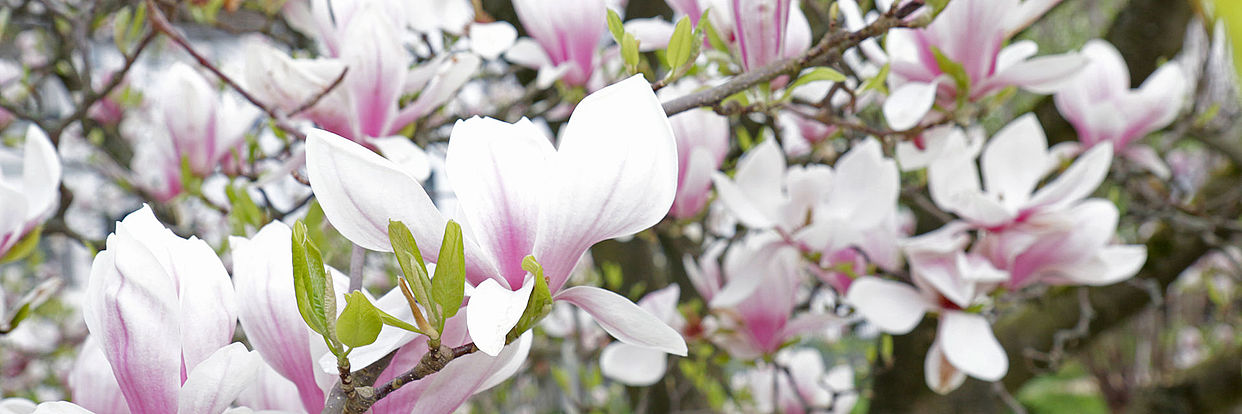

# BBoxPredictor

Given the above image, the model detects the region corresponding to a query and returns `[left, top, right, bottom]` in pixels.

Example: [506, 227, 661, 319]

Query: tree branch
[659, 5, 918, 116]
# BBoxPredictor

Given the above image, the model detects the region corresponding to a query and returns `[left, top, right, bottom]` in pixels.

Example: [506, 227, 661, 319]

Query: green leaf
[698, 10, 728, 53]
[606, 9, 626, 45]
[179, 156, 203, 197]
[336, 291, 383, 348]
[621, 33, 641, 71]
[112, 7, 132, 53]
[226, 182, 266, 235]
[430, 220, 466, 330]
[666, 16, 695, 71]
[388, 220, 436, 322]
[291, 221, 330, 338]
[0, 225, 41, 264]
[507, 255, 553, 342]
[930, 46, 970, 104]
[782, 67, 847, 101]
[861, 63, 890, 94]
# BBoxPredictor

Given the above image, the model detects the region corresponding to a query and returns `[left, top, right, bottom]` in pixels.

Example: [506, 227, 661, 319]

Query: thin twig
[289, 68, 349, 117]
[660, 7, 918, 116]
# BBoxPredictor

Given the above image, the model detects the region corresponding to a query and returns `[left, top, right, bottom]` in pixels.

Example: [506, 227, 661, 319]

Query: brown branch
[659, 6, 918, 117]
[339, 342, 481, 414]
[45, 31, 157, 144]
[289, 68, 349, 117]
[145, 0, 307, 141]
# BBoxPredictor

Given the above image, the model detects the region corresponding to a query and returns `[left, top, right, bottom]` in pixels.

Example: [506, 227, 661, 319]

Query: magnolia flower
[306, 75, 687, 358]
[882, 0, 1084, 130]
[735, 348, 857, 414]
[1053, 39, 1188, 178]
[689, 234, 839, 359]
[144, 62, 258, 200]
[712, 138, 898, 256]
[730, 0, 812, 71]
[847, 226, 1009, 393]
[82, 205, 258, 412]
[974, 199, 1147, 288]
[928, 114, 1113, 230]
[600, 285, 685, 386]
[0, 126, 61, 259]
[508, 0, 607, 87]
[248, 3, 478, 144]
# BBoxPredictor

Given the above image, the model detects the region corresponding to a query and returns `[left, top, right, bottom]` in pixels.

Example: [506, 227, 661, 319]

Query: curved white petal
[178, 343, 260, 414]
[306, 129, 444, 252]
[470, 21, 518, 60]
[466, 277, 535, 356]
[535, 75, 679, 292]
[447, 117, 554, 286]
[19, 125, 60, 221]
[938, 311, 1007, 381]
[600, 342, 667, 386]
[231, 223, 326, 412]
[845, 277, 929, 334]
[555, 286, 688, 356]
[982, 114, 1049, 208]
[884, 81, 939, 131]
[409, 331, 532, 414]
[30, 402, 93, 414]
[1029, 141, 1113, 210]
[924, 341, 966, 394]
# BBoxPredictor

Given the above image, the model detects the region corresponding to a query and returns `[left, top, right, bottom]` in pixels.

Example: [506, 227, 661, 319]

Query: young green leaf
[699, 9, 728, 53]
[388, 220, 436, 322]
[291, 221, 329, 337]
[861, 63, 890, 94]
[666, 16, 695, 72]
[784, 67, 847, 97]
[0, 225, 41, 264]
[507, 255, 553, 342]
[931, 46, 970, 103]
[336, 291, 383, 348]
[430, 220, 466, 329]
[621, 33, 641, 71]
[606, 9, 626, 45]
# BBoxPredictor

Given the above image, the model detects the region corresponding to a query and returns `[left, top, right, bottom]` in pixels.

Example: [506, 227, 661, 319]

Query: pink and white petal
[504, 38, 553, 69]
[447, 117, 554, 286]
[711, 172, 776, 229]
[1133, 61, 1189, 131]
[469, 21, 518, 60]
[306, 129, 443, 252]
[67, 337, 131, 414]
[994, 40, 1038, 74]
[845, 276, 930, 334]
[981, 114, 1049, 207]
[1058, 244, 1146, 286]
[625, 18, 675, 52]
[986, 52, 1087, 95]
[927, 148, 982, 214]
[923, 341, 967, 395]
[87, 234, 180, 413]
[824, 138, 899, 228]
[600, 342, 667, 386]
[683, 241, 725, 302]
[235, 360, 306, 413]
[392, 54, 482, 133]
[783, 6, 813, 58]
[407, 332, 532, 414]
[883, 81, 939, 131]
[555, 286, 688, 356]
[938, 311, 1007, 381]
[670, 148, 717, 219]
[19, 125, 61, 219]
[476, 331, 533, 392]
[173, 237, 238, 373]
[231, 223, 325, 413]
[1122, 145, 1171, 179]
[373, 137, 432, 182]
[30, 402, 93, 414]
[178, 343, 260, 414]
[467, 277, 535, 356]
[1029, 141, 1113, 210]
[536, 75, 679, 292]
